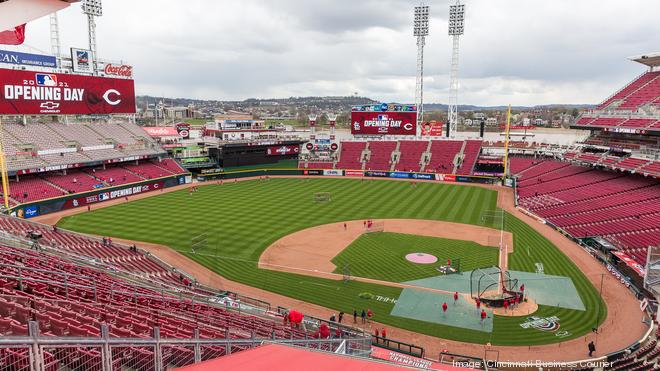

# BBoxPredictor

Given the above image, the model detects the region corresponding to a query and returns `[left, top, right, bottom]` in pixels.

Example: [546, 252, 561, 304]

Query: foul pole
[502, 105, 512, 178]
[0, 117, 10, 209]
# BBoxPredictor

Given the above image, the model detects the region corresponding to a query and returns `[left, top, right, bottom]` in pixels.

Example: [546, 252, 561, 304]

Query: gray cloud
[18, 0, 660, 106]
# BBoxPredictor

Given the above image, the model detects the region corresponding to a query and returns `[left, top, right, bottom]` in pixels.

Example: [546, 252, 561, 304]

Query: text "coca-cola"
[104, 64, 133, 77]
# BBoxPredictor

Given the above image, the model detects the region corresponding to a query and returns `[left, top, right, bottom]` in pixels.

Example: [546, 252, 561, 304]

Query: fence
[0, 322, 372, 371]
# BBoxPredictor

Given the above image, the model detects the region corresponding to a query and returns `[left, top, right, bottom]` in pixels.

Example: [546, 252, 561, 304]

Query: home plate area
[390, 270, 585, 332]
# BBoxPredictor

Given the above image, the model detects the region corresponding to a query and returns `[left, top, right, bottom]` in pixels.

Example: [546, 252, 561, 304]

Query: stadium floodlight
[82, 0, 103, 16]
[447, 0, 465, 137]
[413, 5, 429, 135]
[82, 0, 102, 75]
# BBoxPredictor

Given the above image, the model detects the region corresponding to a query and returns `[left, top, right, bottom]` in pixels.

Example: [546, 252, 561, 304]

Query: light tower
[49, 13, 61, 68]
[413, 5, 429, 136]
[327, 113, 337, 139]
[308, 114, 317, 140]
[447, 0, 465, 137]
[81, 0, 102, 74]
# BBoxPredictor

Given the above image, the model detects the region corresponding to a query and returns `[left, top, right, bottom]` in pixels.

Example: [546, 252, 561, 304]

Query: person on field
[588, 341, 596, 357]
[343, 223, 347, 231]
[381, 328, 387, 339]
[453, 292, 459, 304]
[338, 311, 344, 323]
[367, 308, 373, 323]
[503, 299, 509, 311]
[480, 309, 487, 323]
[353, 309, 358, 323]
[374, 328, 379, 338]
[442, 302, 448, 314]
[329, 314, 336, 322]
[476, 298, 481, 313]
[361, 309, 366, 324]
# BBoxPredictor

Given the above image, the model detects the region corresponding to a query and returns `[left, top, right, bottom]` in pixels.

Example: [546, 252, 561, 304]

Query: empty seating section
[365, 141, 396, 170]
[7, 178, 65, 204]
[1, 122, 163, 172]
[616, 157, 650, 171]
[508, 157, 542, 174]
[6, 160, 186, 206]
[456, 141, 482, 175]
[619, 73, 660, 111]
[512, 157, 660, 268]
[306, 162, 334, 169]
[0, 215, 343, 370]
[336, 142, 366, 170]
[426, 140, 462, 173]
[575, 117, 596, 126]
[123, 162, 175, 180]
[43, 171, 103, 194]
[85, 167, 144, 186]
[620, 118, 656, 128]
[154, 159, 187, 175]
[394, 141, 427, 172]
[589, 117, 626, 127]
[641, 161, 660, 176]
[598, 71, 660, 109]
[3, 123, 66, 151]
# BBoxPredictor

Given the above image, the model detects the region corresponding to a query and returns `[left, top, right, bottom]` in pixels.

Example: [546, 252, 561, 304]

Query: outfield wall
[196, 168, 499, 185]
[9, 174, 189, 219]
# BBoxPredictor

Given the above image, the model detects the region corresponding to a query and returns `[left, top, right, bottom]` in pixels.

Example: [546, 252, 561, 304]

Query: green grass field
[58, 178, 605, 345]
[332, 232, 498, 282]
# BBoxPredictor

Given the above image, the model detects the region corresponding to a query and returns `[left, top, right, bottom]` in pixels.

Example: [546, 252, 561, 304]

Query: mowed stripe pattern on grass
[58, 178, 604, 345]
[332, 232, 499, 282]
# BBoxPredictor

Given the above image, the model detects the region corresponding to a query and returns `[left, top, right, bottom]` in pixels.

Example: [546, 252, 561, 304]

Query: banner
[0, 49, 56, 68]
[0, 24, 25, 45]
[71, 48, 92, 73]
[370, 348, 459, 370]
[266, 145, 299, 156]
[0, 68, 136, 115]
[435, 174, 456, 182]
[302, 169, 323, 176]
[351, 111, 417, 135]
[143, 126, 179, 137]
[175, 123, 191, 139]
[365, 171, 390, 178]
[421, 121, 444, 136]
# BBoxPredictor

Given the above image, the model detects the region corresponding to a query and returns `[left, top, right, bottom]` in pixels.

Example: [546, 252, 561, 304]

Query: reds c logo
[103, 89, 122, 105]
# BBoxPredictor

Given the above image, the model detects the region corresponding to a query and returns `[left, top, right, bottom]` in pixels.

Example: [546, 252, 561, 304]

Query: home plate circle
[405, 253, 438, 264]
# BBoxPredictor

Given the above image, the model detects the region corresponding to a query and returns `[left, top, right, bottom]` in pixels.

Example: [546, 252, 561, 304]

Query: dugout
[208, 141, 304, 168]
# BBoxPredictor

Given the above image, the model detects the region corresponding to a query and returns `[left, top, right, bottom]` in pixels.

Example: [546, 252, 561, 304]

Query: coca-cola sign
[104, 64, 133, 78]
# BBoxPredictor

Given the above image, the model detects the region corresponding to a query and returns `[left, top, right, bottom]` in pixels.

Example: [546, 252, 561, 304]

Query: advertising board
[0, 68, 136, 115]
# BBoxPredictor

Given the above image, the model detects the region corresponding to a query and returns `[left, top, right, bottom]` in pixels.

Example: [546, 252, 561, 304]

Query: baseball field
[57, 178, 606, 346]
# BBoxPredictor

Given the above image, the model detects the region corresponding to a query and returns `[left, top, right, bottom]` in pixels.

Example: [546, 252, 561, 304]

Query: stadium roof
[628, 52, 660, 68]
[174, 344, 460, 371]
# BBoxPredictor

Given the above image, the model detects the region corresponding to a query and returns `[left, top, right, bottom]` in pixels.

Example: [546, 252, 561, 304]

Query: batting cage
[470, 266, 520, 307]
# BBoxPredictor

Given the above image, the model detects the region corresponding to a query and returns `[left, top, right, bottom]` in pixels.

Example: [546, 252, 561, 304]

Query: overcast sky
[16, 0, 660, 106]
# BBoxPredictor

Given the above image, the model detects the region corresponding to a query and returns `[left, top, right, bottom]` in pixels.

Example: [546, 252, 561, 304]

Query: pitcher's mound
[405, 253, 438, 264]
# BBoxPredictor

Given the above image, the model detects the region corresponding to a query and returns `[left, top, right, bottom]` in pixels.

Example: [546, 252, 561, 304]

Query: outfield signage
[365, 171, 390, 178]
[0, 68, 136, 115]
[266, 145, 299, 156]
[0, 49, 57, 68]
[344, 170, 364, 177]
[323, 169, 343, 176]
[302, 170, 323, 176]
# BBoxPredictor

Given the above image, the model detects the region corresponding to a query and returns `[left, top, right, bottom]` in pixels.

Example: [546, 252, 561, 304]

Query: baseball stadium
[0, 1, 659, 370]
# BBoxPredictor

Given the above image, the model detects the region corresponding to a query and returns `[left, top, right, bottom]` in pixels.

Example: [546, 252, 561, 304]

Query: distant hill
[136, 95, 594, 112]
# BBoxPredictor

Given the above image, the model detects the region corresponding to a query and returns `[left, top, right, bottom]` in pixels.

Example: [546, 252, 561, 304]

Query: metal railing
[0, 322, 371, 371]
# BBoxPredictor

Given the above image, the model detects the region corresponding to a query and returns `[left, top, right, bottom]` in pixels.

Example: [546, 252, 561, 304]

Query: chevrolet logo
[40, 102, 60, 110]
